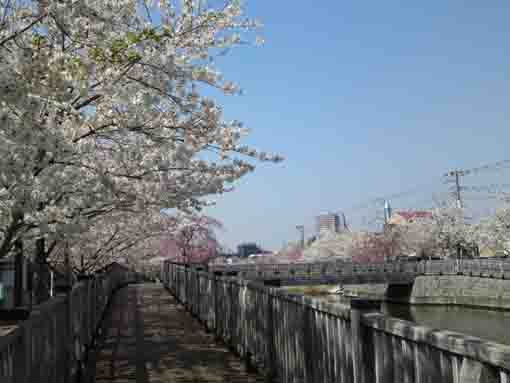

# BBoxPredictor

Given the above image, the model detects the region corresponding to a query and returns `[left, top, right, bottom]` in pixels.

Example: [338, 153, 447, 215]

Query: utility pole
[444, 169, 465, 208]
[296, 225, 305, 249]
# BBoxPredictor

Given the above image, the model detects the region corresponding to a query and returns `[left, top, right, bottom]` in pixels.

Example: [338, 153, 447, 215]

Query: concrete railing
[163, 261, 510, 383]
[209, 259, 510, 281]
[0, 265, 136, 383]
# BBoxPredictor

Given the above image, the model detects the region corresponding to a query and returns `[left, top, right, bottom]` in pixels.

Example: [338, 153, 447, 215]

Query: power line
[303, 159, 510, 235]
[455, 159, 510, 177]
[443, 160, 510, 208]
[462, 183, 510, 194]
[343, 181, 443, 213]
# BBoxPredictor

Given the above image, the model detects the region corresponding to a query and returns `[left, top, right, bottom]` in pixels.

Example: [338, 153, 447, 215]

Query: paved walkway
[92, 284, 265, 382]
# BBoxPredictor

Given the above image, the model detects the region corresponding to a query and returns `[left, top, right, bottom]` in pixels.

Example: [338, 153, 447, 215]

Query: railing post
[265, 291, 276, 381]
[13, 328, 28, 383]
[351, 304, 363, 383]
[351, 300, 378, 383]
[64, 243, 74, 383]
[196, 271, 200, 318]
[213, 274, 218, 334]
[460, 359, 499, 383]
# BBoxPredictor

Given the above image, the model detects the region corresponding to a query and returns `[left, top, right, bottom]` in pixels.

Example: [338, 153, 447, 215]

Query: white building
[316, 212, 347, 236]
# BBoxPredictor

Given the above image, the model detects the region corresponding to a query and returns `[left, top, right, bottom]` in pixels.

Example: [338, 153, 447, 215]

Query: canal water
[382, 302, 510, 345]
[304, 293, 510, 345]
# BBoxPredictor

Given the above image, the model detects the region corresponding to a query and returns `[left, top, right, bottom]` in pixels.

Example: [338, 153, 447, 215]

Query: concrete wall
[282, 276, 510, 310]
[348, 276, 510, 310]
[407, 275, 510, 309]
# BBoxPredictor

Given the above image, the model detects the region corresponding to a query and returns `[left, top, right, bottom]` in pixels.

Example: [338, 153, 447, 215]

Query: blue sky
[203, 1, 510, 251]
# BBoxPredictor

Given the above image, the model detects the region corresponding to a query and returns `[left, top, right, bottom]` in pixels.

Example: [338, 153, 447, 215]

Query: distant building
[316, 212, 347, 236]
[237, 242, 261, 258]
[384, 200, 392, 224]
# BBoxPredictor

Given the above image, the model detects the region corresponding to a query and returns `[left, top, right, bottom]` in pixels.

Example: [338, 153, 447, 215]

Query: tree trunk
[13, 239, 24, 307]
[80, 253, 85, 276]
[35, 237, 50, 304]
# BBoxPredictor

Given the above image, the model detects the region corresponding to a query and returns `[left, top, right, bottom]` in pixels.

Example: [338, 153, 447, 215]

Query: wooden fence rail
[162, 261, 510, 383]
[0, 265, 135, 383]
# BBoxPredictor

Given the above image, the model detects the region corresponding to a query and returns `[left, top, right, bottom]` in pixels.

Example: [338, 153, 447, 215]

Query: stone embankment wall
[284, 275, 510, 310]
[342, 276, 510, 310]
[408, 276, 510, 309]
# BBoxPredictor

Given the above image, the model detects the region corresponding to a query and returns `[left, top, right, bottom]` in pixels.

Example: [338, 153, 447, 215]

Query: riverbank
[381, 302, 510, 345]
[283, 275, 510, 310]
[283, 276, 510, 345]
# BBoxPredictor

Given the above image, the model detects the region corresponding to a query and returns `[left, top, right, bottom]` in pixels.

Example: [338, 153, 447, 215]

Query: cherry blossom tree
[303, 232, 355, 261]
[350, 232, 401, 264]
[429, 206, 476, 258]
[282, 246, 304, 263]
[0, 0, 282, 269]
[389, 217, 437, 258]
[49, 209, 165, 275]
[473, 201, 510, 257]
[160, 214, 223, 264]
[275, 243, 303, 263]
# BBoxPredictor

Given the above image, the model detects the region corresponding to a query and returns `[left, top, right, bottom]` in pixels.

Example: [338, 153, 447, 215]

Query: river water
[307, 293, 510, 345]
[382, 302, 510, 345]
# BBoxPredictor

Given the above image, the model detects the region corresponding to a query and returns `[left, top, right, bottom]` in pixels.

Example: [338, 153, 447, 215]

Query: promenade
[92, 284, 265, 383]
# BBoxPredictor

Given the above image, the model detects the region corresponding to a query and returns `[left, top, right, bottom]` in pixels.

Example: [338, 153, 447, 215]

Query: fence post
[264, 291, 276, 381]
[351, 304, 363, 383]
[64, 243, 74, 383]
[212, 274, 217, 331]
[351, 300, 378, 383]
[13, 328, 28, 383]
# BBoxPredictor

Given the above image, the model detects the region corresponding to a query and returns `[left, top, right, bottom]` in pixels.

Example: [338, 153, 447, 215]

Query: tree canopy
[0, 0, 281, 272]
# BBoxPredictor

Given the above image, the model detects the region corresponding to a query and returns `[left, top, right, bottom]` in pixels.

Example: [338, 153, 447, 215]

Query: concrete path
[92, 284, 265, 382]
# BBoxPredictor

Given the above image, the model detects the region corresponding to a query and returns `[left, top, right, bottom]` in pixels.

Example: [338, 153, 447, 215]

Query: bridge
[206, 259, 510, 286]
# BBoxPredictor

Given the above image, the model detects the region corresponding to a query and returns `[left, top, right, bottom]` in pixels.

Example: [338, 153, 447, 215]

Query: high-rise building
[237, 243, 261, 258]
[316, 212, 346, 235]
[384, 200, 392, 224]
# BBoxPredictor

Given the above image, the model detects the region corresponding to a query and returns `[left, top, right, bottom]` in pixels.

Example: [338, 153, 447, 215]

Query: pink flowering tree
[160, 215, 223, 265]
[350, 232, 401, 264]
[280, 246, 304, 263]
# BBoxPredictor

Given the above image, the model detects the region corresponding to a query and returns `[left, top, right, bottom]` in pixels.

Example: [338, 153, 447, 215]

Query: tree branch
[0, 12, 47, 48]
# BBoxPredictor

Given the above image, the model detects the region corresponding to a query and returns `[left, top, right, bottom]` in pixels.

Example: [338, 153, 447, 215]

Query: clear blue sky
[204, 1, 510, 251]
